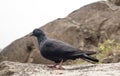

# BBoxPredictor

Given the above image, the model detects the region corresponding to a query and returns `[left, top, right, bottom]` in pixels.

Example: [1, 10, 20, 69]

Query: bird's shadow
[64, 64, 97, 70]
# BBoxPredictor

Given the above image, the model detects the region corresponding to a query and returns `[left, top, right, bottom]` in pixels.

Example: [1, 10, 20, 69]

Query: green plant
[97, 39, 120, 63]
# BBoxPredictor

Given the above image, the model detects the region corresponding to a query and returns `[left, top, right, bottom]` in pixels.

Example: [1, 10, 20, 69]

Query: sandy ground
[0, 61, 120, 76]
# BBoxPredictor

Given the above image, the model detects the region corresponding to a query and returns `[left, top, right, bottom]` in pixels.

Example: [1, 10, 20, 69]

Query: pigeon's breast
[40, 40, 59, 61]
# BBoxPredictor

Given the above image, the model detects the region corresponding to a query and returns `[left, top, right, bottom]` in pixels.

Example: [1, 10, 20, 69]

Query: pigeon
[31, 28, 99, 69]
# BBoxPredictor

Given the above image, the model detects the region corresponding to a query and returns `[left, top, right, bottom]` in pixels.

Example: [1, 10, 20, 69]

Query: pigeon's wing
[41, 39, 96, 58]
[41, 39, 78, 56]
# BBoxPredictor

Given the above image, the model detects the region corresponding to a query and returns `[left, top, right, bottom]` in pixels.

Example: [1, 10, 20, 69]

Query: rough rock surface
[0, 49, 2, 53]
[0, 0, 120, 63]
[0, 61, 120, 76]
[109, 0, 120, 5]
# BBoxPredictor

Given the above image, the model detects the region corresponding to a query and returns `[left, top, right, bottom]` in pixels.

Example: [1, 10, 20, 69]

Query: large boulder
[0, 0, 120, 63]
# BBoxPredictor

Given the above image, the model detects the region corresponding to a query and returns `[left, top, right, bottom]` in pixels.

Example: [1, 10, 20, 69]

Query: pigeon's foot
[47, 65, 56, 68]
[47, 65, 64, 70]
[55, 64, 65, 70]
[47, 60, 64, 70]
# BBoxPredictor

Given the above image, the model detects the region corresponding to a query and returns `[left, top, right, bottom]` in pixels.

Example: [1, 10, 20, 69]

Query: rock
[102, 54, 120, 63]
[107, 0, 120, 10]
[0, 61, 120, 76]
[0, 37, 53, 64]
[108, 0, 120, 6]
[0, 49, 2, 53]
[1, 0, 120, 63]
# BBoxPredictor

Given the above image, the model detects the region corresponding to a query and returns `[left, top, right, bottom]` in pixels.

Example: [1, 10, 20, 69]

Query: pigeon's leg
[55, 60, 64, 69]
[47, 60, 64, 69]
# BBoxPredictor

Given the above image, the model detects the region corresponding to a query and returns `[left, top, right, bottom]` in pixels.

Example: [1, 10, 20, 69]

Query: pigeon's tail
[81, 54, 99, 63]
[82, 50, 97, 55]
[70, 51, 99, 63]
[77, 50, 99, 63]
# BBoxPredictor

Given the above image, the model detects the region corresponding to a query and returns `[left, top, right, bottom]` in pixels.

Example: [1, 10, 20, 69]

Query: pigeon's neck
[37, 35, 47, 46]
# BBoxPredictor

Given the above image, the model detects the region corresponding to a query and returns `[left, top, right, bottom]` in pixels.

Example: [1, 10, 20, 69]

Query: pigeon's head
[32, 29, 45, 37]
